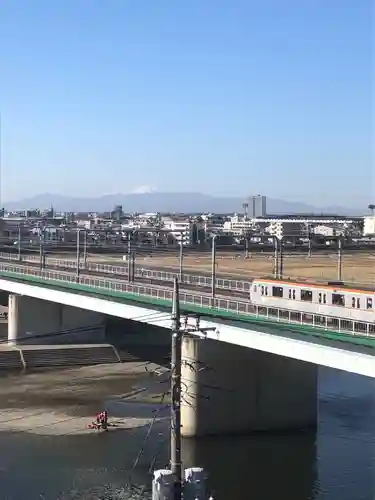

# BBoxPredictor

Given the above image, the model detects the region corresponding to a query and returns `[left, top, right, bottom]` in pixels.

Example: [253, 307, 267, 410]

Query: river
[0, 364, 373, 500]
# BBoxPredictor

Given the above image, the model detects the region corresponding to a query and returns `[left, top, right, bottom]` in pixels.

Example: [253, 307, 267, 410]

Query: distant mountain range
[3, 192, 366, 216]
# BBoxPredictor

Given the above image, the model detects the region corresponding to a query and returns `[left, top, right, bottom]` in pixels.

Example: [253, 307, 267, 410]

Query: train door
[318, 291, 327, 304]
[351, 296, 361, 309]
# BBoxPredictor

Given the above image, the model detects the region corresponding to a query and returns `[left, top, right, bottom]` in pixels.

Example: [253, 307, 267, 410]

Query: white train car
[251, 278, 375, 324]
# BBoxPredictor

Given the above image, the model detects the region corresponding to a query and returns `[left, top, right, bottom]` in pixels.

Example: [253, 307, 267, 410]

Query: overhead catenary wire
[125, 389, 169, 498]
[0, 308, 171, 346]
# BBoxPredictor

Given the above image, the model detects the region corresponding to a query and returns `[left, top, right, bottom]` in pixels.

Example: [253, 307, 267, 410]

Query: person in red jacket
[90, 410, 108, 430]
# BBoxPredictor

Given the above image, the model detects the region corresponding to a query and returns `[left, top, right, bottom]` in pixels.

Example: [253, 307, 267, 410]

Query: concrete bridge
[0, 262, 373, 438]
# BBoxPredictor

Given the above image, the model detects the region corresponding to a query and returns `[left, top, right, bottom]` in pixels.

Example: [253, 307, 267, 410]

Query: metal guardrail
[0, 252, 251, 293]
[0, 262, 374, 339]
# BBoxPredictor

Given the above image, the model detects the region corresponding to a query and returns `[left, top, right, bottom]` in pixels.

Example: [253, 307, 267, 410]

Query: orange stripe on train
[253, 278, 375, 296]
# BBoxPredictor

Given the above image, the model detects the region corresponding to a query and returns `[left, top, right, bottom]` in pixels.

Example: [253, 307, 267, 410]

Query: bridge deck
[0, 264, 374, 351]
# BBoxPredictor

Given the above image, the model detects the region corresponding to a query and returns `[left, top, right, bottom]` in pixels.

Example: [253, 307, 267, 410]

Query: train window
[272, 286, 283, 298]
[352, 297, 356, 308]
[293, 290, 296, 300]
[332, 293, 345, 307]
[323, 294, 327, 304]
[357, 298, 360, 309]
[289, 289, 292, 299]
[367, 298, 373, 309]
[301, 289, 313, 302]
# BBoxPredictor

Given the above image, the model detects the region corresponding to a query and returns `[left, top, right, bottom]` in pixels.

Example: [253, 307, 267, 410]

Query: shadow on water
[0, 402, 170, 500]
[0, 365, 373, 499]
[317, 369, 375, 500]
[183, 430, 317, 500]
[0, 419, 320, 500]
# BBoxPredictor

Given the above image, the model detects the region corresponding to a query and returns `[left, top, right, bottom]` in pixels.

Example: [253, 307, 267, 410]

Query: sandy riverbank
[0, 363, 169, 436]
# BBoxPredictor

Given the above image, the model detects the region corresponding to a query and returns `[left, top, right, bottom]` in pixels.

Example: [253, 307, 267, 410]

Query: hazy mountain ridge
[3, 192, 365, 216]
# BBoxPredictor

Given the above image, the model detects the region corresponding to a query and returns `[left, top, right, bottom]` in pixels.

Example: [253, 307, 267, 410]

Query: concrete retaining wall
[0, 344, 121, 371]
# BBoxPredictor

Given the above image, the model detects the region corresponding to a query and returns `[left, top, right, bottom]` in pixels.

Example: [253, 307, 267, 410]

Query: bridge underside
[181, 336, 317, 437]
[8, 294, 106, 345]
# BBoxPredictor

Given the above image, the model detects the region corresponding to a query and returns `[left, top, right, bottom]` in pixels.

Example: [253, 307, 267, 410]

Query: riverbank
[0, 362, 170, 436]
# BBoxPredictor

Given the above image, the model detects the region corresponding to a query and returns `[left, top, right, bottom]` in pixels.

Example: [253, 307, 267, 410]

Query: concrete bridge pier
[8, 294, 20, 345]
[8, 294, 106, 345]
[181, 336, 317, 437]
[8, 294, 63, 345]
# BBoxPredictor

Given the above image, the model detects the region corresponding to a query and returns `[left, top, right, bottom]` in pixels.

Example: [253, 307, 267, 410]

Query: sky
[0, 0, 373, 207]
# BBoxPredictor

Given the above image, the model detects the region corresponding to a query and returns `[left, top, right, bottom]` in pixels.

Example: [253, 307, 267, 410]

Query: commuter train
[250, 278, 375, 323]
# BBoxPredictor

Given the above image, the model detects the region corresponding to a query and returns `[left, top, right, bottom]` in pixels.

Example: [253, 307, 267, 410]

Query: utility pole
[273, 237, 279, 278]
[131, 251, 136, 282]
[153, 281, 216, 500]
[244, 232, 249, 259]
[337, 237, 343, 281]
[211, 235, 217, 308]
[17, 224, 21, 262]
[39, 228, 45, 271]
[76, 228, 80, 280]
[171, 277, 182, 500]
[83, 229, 87, 269]
[179, 231, 184, 283]
[127, 232, 132, 282]
[279, 237, 284, 279]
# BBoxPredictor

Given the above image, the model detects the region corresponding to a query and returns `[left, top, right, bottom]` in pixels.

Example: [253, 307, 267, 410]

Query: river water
[0, 365, 373, 500]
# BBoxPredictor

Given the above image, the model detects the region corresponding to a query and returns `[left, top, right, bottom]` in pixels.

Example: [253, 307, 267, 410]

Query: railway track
[0, 260, 251, 301]
[0, 252, 255, 282]
[1, 253, 374, 291]
[1, 260, 375, 341]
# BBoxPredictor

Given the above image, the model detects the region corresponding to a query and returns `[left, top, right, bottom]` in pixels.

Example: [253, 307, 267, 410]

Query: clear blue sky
[0, 0, 373, 207]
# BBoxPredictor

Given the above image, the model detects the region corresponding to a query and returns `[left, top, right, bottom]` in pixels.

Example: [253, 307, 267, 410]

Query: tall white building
[161, 217, 195, 245]
[363, 216, 375, 236]
[223, 215, 256, 235]
[248, 195, 267, 217]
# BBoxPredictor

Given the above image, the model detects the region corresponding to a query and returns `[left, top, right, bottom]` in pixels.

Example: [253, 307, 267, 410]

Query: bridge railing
[0, 252, 251, 293]
[0, 262, 374, 339]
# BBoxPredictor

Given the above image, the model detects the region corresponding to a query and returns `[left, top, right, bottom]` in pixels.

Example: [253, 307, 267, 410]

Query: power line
[125, 389, 169, 498]
[0, 309, 170, 346]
